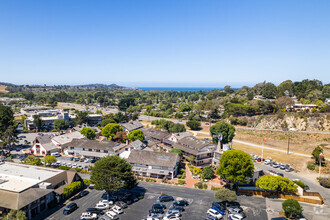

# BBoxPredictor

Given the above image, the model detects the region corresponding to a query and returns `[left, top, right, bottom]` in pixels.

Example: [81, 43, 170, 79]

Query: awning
[132, 167, 170, 175]
[74, 150, 109, 158]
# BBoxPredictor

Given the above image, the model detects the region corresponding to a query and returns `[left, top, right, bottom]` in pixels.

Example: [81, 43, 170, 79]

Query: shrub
[194, 182, 203, 189]
[202, 166, 214, 180]
[307, 163, 315, 170]
[83, 179, 91, 186]
[203, 184, 208, 189]
[58, 165, 71, 170]
[162, 177, 168, 183]
[178, 180, 186, 185]
[214, 188, 237, 201]
[63, 181, 82, 196]
[293, 180, 306, 189]
[211, 186, 221, 191]
[319, 178, 330, 188]
[75, 168, 83, 173]
[282, 199, 303, 218]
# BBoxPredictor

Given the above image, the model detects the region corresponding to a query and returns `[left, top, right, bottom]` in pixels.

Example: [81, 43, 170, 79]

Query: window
[70, 147, 74, 150]
[83, 148, 85, 151]
[104, 150, 108, 153]
[89, 149, 92, 151]
[96, 149, 100, 152]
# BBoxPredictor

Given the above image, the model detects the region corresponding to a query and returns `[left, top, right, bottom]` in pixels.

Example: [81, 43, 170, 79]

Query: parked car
[211, 204, 225, 215]
[273, 163, 280, 168]
[163, 214, 181, 220]
[70, 157, 74, 161]
[99, 200, 114, 205]
[207, 208, 222, 219]
[78, 164, 83, 169]
[80, 212, 97, 219]
[63, 203, 78, 215]
[77, 190, 89, 198]
[111, 205, 123, 215]
[285, 167, 294, 172]
[147, 213, 163, 219]
[95, 202, 109, 210]
[173, 200, 189, 206]
[153, 203, 166, 210]
[115, 201, 128, 208]
[149, 208, 165, 214]
[227, 207, 246, 218]
[72, 163, 78, 168]
[276, 172, 284, 177]
[105, 211, 119, 219]
[159, 195, 174, 202]
[264, 160, 271, 165]
[169, 205, 184, 212]
[99, 216, 111, 220]
[205, 216, 218, 220]
[228, 213, 245, 220]
[166, 210, 181, 217]
[85, 208, 103, 215]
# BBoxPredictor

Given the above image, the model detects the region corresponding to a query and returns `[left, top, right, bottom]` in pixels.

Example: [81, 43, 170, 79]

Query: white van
[51, 152, 61, 157]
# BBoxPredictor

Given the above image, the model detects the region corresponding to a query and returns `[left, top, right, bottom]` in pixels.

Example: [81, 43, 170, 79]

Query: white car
[72, 163, 77, 168]
[264, 160, 271, 165]
[228, 213, 244, 220]
[99, 200, 114, 205]
[62, 162, 66, 166]
[105, 211, 119, 219]
[80, 212, 98, 219]
[95, 202, 109, 210]
[111, 205, 123, 214]
[207, 208, 223, 219]
[163, 214, 181, 220]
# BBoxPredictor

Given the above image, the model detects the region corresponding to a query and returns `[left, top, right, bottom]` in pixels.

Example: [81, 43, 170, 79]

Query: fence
[237, 188, 324, 205]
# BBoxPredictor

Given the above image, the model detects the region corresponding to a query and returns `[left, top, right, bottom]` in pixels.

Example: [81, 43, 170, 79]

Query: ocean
[137, 87, 222, 91]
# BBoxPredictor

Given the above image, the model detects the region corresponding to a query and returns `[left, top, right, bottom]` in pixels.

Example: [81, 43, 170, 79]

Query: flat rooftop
[0, 162, 64, 192]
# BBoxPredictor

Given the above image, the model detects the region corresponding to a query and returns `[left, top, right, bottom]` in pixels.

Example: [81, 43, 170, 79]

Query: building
[165, 136, 216, 166]
[87, 114, 102, 126]
[141, 128, 170, 148]
[116, 140, 146, 159]
[63, 139, 117, 159]
[165, 132, 193, 143]
[51, 131, 85, 148]
[0, 162, 82, 219]
[127, 150, 180, 179]
[24, 111, 71, 131]
[30, 135, 60, 156]
[293, 103, 318, 111]
[120, 121, 143, 132]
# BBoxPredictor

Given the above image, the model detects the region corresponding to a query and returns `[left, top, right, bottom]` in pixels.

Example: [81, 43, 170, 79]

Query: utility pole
[287, 131, 291, 155]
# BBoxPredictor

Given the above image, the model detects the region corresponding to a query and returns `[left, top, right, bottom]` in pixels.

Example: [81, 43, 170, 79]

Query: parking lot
[40, 182, 267, 220]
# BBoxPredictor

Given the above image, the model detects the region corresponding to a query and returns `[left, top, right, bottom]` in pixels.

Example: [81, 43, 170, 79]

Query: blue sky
[0, 0, 329, 87]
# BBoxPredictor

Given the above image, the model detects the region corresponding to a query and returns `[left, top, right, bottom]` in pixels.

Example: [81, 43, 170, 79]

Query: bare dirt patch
[0, 85, 8, 93]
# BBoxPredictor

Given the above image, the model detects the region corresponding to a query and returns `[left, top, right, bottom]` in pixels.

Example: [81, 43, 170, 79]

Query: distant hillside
[0, 85, 9, 93]
[77, 83, 124, 89]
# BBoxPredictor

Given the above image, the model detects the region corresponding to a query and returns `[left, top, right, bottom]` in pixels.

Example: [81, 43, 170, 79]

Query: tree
[113, 131, 128, 143]
[216, 150, 253, 184]
[43, 155, 57, 166]
[277, 80, 294, 97]
[54, 119, 69, 131]
[202, 166, 214, 180]
[80, 127, 96, 139]
[24, 155, 42, 166]
[262, 83, 277, 99]
[275, 96, 294, 110]
[127, 129, 145, 141]
[224, 85, 234, 94]
[255, 175, 298, 194]
[74, 111, 89, 125]
[118, 97, 135, 111]
[214, 188, 237, 201]
[102, 123, 122, 139]
[90, 156, 137, 196]
[171, 148, 183, 156]
[170, 123, 186, 133]
[186, 120, 201, 130]
[0, 105, 17, 152]
[311, 146, 325, 165]
[282, 199, 303, 219]
[210, 121, 235, 144]
[33, 114, 44, 132]
[3, 210, 27, 220]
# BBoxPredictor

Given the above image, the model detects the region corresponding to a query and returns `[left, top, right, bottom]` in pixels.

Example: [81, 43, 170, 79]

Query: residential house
[63, 139, 116, 159]
[120, 121, 143, 132]
[30, 135, 59, 156]
[293, 103, 318, 111]
[141, 128, 170, 148]
[51, 131, 85, 148]
[127, 150, 180, 179]
[167, 136, 216, 166]
[116, 140, 146, 159]
[87, 114, 102, 126]
[0, 162, 82, 219]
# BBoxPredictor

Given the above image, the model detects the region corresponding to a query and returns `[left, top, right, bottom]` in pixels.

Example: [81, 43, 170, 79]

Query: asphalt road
[39, 181, 267, 220]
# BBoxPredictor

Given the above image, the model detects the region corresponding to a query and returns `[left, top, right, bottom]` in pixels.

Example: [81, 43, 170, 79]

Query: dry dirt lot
[0, 85, 8, 93]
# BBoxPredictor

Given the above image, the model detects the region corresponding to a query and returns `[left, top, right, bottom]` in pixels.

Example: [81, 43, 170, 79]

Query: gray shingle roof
[64, 139, 116, 151]
[129, 140, 145, 150]
[178, 136, 213, 150]
[127, 150, 179, 168]
[120, 121, 143, 131]
[142, 128, 170, 141]
[35, 135, 58, 151]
